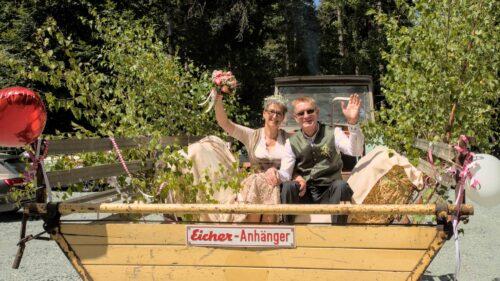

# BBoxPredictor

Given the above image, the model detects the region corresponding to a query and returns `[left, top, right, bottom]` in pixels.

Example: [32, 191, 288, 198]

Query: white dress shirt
[279, 123, 364, 182]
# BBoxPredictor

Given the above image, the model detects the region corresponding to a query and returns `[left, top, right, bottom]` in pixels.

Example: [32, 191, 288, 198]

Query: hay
[349, 165, 416, 224]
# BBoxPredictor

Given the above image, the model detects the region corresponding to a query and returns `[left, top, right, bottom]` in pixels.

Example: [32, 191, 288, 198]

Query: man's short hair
[292, 96, 317, 110]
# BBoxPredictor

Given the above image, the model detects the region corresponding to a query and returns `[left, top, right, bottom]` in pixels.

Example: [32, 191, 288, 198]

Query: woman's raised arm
[214, 91, 237, 135]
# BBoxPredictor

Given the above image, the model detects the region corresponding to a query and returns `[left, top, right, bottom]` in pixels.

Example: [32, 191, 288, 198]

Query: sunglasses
[265, 109, 284, 117]
[295, 108, 316, 117]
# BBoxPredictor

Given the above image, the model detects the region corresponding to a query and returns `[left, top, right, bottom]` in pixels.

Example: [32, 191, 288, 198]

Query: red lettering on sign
[190, 229, 234, 242]
[190, 229, 201, 241]
[188, 226, 294, 247]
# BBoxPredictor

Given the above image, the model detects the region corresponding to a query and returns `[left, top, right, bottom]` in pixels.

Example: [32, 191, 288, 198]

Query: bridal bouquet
[200, 70, 238, 113]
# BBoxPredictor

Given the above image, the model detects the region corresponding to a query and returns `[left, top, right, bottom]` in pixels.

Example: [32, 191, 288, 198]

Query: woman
[211, 89, 289, 222]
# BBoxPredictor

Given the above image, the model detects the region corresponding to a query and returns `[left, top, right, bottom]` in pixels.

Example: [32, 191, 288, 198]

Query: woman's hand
[264, 167, 280, 186]
[214, 88, 223, 100]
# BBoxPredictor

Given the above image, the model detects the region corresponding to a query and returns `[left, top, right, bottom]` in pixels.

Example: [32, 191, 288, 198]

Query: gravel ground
[1, 193, 499, 281]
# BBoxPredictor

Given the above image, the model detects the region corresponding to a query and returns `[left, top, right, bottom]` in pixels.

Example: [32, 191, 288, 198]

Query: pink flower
[214, 77, 222, 86]
[210, 69, 238, 95]
[221, 85, 230, 94]
[212, 70, 223, 80]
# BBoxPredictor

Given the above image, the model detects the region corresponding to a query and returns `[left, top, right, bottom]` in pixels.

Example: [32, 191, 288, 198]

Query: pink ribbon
[109, 137, 132, 178]
[109, 137, 153, 200]
[450, 135, 480, 280]
[23, 140, 49, 183]
[452, 135, 480, 190]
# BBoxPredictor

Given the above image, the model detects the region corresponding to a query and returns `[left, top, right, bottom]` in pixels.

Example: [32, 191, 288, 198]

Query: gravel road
[1, 193, 499, 281]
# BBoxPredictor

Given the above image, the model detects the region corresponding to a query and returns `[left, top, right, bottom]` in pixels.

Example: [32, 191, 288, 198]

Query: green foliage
[107, 141, 250, 217]
[318, 0, 385, 75]
[4, 2, 250, 204]
[125, 0, 282, 124]
[365, 0, 499, 155]
[1, 0, 403, 127]
[149, 146, 249, 205]
[317, 0, 404, 99]
[0, 0, 33, 86]
[21, 4, 245, 137]
[9, 141, 249, 208]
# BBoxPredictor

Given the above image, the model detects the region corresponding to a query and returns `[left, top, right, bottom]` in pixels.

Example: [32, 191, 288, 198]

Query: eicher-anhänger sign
[186, 225, 295, 248]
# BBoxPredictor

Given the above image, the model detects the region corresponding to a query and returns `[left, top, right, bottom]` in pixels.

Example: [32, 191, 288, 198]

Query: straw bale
[349, 165, 416, 224]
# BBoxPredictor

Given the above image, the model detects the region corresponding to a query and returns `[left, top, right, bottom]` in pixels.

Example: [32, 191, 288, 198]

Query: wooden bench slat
[46, 136, 202, 155]
[64, 189, 119, 204]
[47, 160, 154, 187]
[417, 159, 456, 188]
[413, 138, 457, 162]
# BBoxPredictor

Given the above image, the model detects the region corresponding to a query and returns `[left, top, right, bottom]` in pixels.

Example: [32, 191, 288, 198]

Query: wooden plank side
[298, 224, 437, 249]
[408, 230, 447, 280]
[47, 160, 154, 186]
[47, 136, 202, 155]
[413, 138, 457, 161]
[72, 244, 425, 271]
[417, 159, 456, 188]
[84, 265, 410, 281]
[51, 231, 92, 281]
[61, 223, 439, 250]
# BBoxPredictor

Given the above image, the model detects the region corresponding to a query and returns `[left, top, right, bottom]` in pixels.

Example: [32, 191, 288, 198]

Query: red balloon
[0, 86, 47, 147]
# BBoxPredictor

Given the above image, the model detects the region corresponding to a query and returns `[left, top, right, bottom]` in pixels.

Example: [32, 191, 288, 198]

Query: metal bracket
[435, 202, 456, 240]
[43, 202, 61, 234]
[16, 231, 50, 246]
[435, 201, 449, 223]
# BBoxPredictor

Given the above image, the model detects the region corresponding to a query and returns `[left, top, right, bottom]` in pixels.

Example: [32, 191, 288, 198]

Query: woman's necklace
[264, 134, 277, 150]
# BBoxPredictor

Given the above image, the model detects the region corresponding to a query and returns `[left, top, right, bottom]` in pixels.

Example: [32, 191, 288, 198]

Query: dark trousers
[280, 180, 353, 224]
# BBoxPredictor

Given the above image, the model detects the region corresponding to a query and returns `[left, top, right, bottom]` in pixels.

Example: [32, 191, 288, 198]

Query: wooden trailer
[12, 134, 473, 281]
[11, 75, 472, 281]
[22, 202, 472, 281]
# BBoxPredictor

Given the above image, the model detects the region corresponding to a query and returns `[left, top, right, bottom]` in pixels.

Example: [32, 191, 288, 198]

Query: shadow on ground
[422, 273, 454, 281]
[0, 210, 41, 222]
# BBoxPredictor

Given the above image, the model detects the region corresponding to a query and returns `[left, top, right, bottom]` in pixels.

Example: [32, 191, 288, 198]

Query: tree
[4, 2, 251, 204]
[4, 2, 246, 137]
[0, 0, 45, 87]
[317, 1, 405, 103]
[365, 0, 499, 155]
[1, 0, 409, 130]
[0, 0, 267, 129]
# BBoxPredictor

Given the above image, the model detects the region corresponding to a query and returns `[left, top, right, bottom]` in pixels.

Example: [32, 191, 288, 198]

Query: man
[278, 94, 364, 224]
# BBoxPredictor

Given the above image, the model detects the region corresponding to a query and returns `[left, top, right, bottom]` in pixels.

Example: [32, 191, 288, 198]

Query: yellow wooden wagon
[11, 129, 472, 280]
[16, 201, 472, 281]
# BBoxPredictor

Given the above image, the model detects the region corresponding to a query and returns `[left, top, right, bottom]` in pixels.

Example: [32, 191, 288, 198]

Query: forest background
[0, 0, 498, 156]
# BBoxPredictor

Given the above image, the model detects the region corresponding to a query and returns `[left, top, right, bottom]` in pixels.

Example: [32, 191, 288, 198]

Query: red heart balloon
[0, 86, 47, 147]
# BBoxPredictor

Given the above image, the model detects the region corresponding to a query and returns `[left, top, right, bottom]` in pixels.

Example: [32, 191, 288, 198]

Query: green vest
[289, 123, 343, 187]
